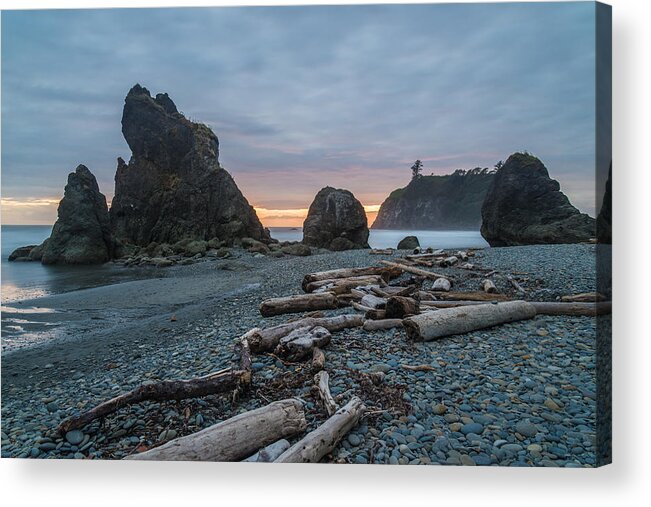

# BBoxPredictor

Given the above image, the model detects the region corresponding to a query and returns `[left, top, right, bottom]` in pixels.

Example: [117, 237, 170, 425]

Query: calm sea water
[0, 225, 487, 303]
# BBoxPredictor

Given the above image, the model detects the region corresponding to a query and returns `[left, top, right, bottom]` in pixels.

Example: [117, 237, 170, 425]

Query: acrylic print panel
[0, 2, 611, 467]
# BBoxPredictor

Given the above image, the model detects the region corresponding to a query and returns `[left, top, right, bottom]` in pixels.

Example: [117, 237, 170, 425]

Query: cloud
[1, 3, 598, 225]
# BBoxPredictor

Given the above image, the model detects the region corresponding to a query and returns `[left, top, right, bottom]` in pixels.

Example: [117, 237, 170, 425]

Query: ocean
[1, 225, 487, 303]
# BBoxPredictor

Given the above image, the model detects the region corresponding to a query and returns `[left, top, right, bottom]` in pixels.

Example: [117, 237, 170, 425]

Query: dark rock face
[480, 153, 595, 247]
[397, 236, 420, 250]
[41, 165, 113, 264]
[302, 187, 369, 250]
[372, 169, 494, 230]
[597, 164, 612, 244]
[8, 245, 37, 262]
[110, 84, 269, 246]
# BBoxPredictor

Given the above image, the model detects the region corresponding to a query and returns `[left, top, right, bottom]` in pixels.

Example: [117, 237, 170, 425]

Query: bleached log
[314, 370, 337, 416]
[405, 251, 444, 260]
[306, 275, 386, 294]
[385, 296, 419, 319]
[249, 314, 363, 353]
[481, 279, 498, 293]
[260, 292, 338, 317]
[379, 260, 451, 281]
[243, 439, 291, 463]
[311, 347, 326, 371]
[276, 326, 332, 360]
[432, 278, 452, 292]
[363, 319, 403, 331]
[436, 291, 511, 302]
[420, 300, 612, 316]
[360, 294, 386, 309]
[126, 399, 306, 462]
[507, 275, 526, 293]
[369, 248, 394, 255]
[302, 266, 401, 291]
[455, 251, 469, 261]
[561, 292, 606, 302]
[403, 301, 536, 341]
[274, 397, 365, 463]
[439, 256, 459, 267]
[458, 263, 476, 270]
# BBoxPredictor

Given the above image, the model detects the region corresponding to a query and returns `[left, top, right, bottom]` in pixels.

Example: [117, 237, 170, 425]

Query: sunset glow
[255, 204, 380, 228]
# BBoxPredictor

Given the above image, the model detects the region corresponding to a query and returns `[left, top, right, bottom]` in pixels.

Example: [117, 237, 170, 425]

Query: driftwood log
[439, 256, 459, 267]
[274, 397, 365, 463]
[420, 300, 612, 316]
[260, 292, 339, 317]
[302, 266, 401, 291]
[506, 275, 526, 293]
[360, 294, 387, 309]
[126, 399, 307, 461]
[314, 370, 338, 416]
[385, 296, 420, 319]
[436, 291, 511, 302]
[363, 318, 404, 331]
[306, 275, 386, 294]
[311, 347, 326, 371]
[561, 292, 606, 302]
[249, 314, 363, 353]
[58, 368, 249, 435]
[276, 326, 332, 360]
[243, 439, 291, 463]
[379, 260, 451, 282]
[481, 279, 498, 293]
[404, 301, 537, 341]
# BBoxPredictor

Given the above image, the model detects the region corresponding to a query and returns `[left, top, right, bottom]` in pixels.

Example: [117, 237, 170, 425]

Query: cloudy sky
[1, 2, 598, 226]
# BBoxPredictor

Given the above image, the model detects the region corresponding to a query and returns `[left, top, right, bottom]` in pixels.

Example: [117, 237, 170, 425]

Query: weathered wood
[363, 318, 403, 331]
[249, 314, 364, 353]
[403, 301, 537, 341]
[314, 370, 337, 416]
[126, 399, 307, 462]
[274, 397, 365, 463]
[432, 278, 452, 292]
[276, 326, 332, 360]
[506, 275, 526, 293]
[481, 279, 498, 293]
[561, 292, 606, 303]
[436, 291, 511, 302]
[306, 275, 386, 294]
[312, 347, 326, 371]
[58, 369, 248, 435]
[439, 256, 459, 267]
[243, 439, 291, 463]
[455, 251, 469, 261]
[420, 300, 612, 316]
[260, 292, 338, 317]
[385, 296, 419, 319]
[379, 260, 451, 282]
[360, 294, 386, 309]
[369, 248, 394, 255]
[302, 266, 401, 291]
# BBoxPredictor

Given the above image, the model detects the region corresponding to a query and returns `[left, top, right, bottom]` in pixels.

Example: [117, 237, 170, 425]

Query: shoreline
[1, 244, 607, 465]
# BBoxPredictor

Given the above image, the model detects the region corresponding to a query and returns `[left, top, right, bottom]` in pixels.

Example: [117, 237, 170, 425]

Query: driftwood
[481, 279, 498, 293]
[260, 293, 338, 317]
[360, 294, 387, 309]
[561, 292, 606, 303]
[302, 266, 401, 291]
[351, 301, 386, 320]
[403, 301, 537, 341]
[311, 347, 326, 371]
[126, 399, 307, 461]
[248, 314, 363, 353]
[363, 319, 404, 331]
[506, 275, 526, 293]
[401, 364, 437, 372]
[369, 248, 394, 255]
[306, 275, 386, 294]
[379, 260, 451, 281]
[385, 296, 420, 319]
[243, 439, 291, 462]
[405, 251, 444, 260]
[436, 291, 511, 302]
[58, 368, 249, 435]
[439, 256, 459, 267]
[274, 397, 365, 463]
[455, 251, 469, 261]
[276, 326, 332, 360]
[314, 370, 337, 416]
[432, 278, 452, 292]
[420, 300, 612, 316]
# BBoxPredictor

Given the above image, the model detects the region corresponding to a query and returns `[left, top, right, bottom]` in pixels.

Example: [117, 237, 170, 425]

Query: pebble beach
[1, 243, 608, 466]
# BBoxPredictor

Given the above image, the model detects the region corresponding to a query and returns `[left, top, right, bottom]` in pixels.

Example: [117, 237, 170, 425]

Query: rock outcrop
[40, 165, 113, 264]
[480, 153, 595, 246]
[302, 187, 369, 250]
[597, 164, 612, 244]
[397, 236, 420, 250]
[8, 245, 38, 262]
[110, 84, 269, 247]
[372, 168, 495, 230]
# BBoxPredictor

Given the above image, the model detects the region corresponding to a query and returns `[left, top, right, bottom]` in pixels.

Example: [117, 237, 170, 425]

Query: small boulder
[397, 236, 420, 250]
[8, 245, 37, 261]
[281, 243, 312, 256]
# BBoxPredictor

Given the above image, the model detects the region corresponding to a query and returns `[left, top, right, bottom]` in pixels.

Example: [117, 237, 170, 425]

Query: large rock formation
[372, 168, 495, 230]
[480, 153, 595, 246]
[110, 84, 269, 247]
[40, 165, 113, 264]
[597, 164, 612, 244]
[302, 187, 369, 250]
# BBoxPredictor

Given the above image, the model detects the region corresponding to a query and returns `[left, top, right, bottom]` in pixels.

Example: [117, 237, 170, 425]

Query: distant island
[372, 167, 495, 230]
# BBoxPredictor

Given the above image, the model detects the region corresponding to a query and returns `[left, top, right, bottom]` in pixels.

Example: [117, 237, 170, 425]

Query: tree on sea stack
[411, 159, 423, 180]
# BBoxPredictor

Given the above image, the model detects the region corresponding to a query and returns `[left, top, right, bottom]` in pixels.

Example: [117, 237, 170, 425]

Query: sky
[1, 2, 598, 226]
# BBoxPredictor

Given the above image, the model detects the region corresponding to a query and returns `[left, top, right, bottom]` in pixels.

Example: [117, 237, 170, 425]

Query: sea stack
[596, 164, 612, 244]
[40, 165, 113, 264]
[110, 84, 269, 247]
[302, 187, 370, 250]
[480, 153, 595, 246]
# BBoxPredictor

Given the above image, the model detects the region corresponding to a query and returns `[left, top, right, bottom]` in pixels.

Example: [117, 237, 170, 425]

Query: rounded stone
[65, 430, 85, 446]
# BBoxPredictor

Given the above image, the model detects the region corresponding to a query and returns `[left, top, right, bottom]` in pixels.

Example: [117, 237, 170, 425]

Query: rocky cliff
[480, 153, 595, 246]
[372, 169, 494, 230]
[597, 164, 612, 244]
[302, 187, 369, 250]
[110, 84, 269, 246]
